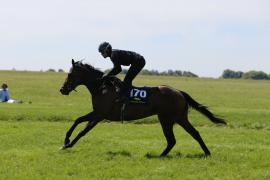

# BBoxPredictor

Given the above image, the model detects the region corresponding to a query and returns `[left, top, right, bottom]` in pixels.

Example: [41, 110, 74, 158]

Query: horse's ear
[72, 59, 75, 66]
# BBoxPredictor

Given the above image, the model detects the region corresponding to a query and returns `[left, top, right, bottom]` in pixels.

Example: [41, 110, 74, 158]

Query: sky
[0, 0, 270, 77]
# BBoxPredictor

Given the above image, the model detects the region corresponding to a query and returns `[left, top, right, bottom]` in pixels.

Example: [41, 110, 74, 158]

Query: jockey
[98, 42, 145, 101]
[0, 83, 10, 102]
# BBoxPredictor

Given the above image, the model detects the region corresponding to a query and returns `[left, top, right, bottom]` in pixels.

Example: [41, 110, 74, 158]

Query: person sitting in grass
[0, 83, 24, 104]
[0, 83, 10, 102]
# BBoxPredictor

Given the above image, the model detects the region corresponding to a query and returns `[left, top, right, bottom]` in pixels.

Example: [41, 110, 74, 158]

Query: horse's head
[60, 59, 103, 95]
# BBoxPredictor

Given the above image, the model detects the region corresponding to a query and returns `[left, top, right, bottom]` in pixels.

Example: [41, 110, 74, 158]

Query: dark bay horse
[60, 59, 226, 156]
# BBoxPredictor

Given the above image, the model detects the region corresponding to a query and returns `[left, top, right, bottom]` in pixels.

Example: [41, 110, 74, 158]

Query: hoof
[64, 139, 70, 145]
[59, 144, 70, 150]
[59, 145, 67, 150]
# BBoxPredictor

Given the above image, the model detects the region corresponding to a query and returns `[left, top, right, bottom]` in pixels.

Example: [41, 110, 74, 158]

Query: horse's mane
[75, 61, 103, 74]
[74, 60, 123, 89]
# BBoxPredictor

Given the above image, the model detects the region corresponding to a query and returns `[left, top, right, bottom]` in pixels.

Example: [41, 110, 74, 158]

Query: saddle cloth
[128, 87, 150, 104]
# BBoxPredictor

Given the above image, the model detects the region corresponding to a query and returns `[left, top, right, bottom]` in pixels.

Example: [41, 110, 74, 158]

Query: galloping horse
[60, 59, 226, 156]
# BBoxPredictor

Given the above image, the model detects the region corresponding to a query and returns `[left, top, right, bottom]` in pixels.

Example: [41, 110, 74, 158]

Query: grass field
[0, 70, 270, 179]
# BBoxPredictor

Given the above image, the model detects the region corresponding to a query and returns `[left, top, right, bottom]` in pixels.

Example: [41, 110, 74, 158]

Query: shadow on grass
[145, 152, 208, 159]
[58, 149, 80, 154]
[185, 153, 209, 159]
[106, 150, 132, 159]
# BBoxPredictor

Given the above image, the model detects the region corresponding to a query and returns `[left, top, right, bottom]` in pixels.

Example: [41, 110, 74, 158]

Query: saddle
[99, 76, 150, 122]
[99, 76, 122, 93]
[99, 76, 150, 104]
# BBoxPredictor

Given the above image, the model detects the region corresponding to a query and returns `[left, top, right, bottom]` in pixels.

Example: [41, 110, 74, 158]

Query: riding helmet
[98, 42, 112, 53]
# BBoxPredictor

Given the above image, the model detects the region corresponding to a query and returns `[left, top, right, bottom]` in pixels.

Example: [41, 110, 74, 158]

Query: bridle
[62, 63, 104, 94]
[63, 77, 78, 93]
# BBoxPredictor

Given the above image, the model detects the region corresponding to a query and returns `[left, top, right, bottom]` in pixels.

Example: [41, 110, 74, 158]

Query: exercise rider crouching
[98, 42, 146, 102]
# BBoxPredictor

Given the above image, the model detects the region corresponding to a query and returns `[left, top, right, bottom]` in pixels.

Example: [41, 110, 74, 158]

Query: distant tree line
[222, 69, 270, 80]
[104, 69, 198, 77]
[44, 68, 198, 77]
[41, 68, 198, 77]
[46, 69, 65, 73]
[9, 68, 270, 80]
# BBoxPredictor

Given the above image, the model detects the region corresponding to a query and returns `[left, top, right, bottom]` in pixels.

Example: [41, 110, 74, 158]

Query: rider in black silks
[98, 42, 146, 102]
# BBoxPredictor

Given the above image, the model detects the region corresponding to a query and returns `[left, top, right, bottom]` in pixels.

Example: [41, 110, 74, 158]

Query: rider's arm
[104, 50, 122, 77]
[106, 64, 122, 76]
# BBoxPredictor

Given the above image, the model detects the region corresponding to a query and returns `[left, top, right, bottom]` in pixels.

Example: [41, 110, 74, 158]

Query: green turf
[0, 70, 270, 179]
[0, 122, 269, 180]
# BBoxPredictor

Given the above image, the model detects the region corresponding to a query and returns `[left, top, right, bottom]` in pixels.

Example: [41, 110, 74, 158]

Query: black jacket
[106, 49, 144, 76]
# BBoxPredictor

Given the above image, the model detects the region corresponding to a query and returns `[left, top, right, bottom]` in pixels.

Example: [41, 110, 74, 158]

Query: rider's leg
[119, 57, 145, 102]
[123, 57, 145, 87]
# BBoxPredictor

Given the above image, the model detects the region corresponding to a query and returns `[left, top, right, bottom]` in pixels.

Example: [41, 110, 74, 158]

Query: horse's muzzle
[60, 87, 69, 95]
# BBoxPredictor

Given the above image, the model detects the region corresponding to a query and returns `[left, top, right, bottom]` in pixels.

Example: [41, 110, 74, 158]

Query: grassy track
[0, 70, 270, 179]
[0, 122, 269, 179]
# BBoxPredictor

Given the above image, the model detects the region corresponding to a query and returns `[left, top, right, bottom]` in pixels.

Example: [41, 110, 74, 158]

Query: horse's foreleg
[62, 112, 96, 148]
[64, 120, 100, 149]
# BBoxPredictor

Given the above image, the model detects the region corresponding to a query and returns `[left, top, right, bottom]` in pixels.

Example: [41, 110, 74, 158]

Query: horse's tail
[180, 91, 226, 125]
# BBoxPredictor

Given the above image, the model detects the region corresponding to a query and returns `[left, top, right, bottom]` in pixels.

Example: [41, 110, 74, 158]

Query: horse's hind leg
[177, 117, 211, 156]
[158, 115, 176, 156]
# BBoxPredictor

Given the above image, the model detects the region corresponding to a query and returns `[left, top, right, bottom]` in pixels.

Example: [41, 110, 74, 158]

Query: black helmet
[98, 42, 112, 53]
